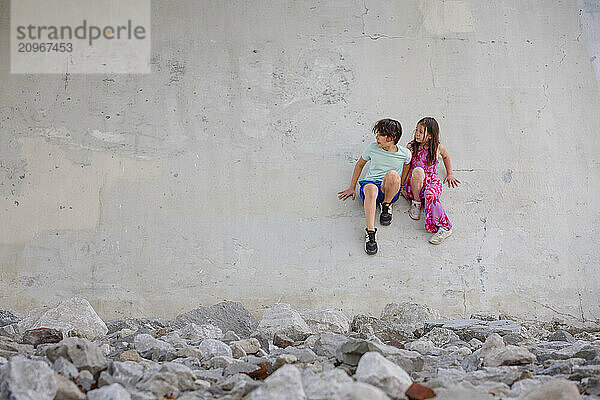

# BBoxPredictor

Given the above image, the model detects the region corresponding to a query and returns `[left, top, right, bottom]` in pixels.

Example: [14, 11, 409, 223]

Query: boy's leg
[363, 184, 378, 230]
[381, 170, 401, 203]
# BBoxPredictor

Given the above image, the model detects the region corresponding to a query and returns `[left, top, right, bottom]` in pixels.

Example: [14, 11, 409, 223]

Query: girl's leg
[410, 167, 425, 201]
[363, 184, 378, 231]
[423, 181, 453, 233]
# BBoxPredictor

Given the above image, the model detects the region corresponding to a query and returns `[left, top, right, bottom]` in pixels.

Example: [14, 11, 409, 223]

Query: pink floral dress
[405, 147, 452, 233]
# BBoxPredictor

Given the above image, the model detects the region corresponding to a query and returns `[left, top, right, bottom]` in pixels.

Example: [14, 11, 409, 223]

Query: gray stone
[98, 360, 144, 388]
[434, 381, 494, 400]
[133, 333, 176, 361]
[0, 355, 58, 400]
[380, 302, 440, 336]
[404, 339, 436, 355]
[257, 303, 313, 341]
[88, 383, 131, 400]
[331, 382, 391, 400]
[549, 330, 576, 343]
[193, 367, 223, 381]
[272, 347, 318, 364]
[172, 323, 223, 342]
[222, 330, 241, 343]
[198, 338, 232, 360]
[174, 301, 258, 338]
[425, 319, 523, 341]
[354, 351, 412, 398]
[350, 314, 413, 342]
[0, 310, 21, 328]
[582, 376, 600, 396]
[230, 342, 247, 358]
[521, 378, 582, 400]
[298, 308, 350, 334]
[423, 327, 460, 347]
[53, 372, 85, 400]
[51, 356, 79, 380]
[385, 348, 424, 373]
[422, 367, 467, 388]
[46, 337, 108, 374]
[243, 364, 306, 400]
[273, 332, 294, 348]
[224, 360, 261, 376]
[484, 345, 536, 367]
[135, 362, 195, 397]
[231, 338, 261, 355]
[106, 317, 170, 335]
[273, 354, 298, 369]
[313, 333, 348, 359]
[335, 337, 405, 366]
[0, 336, 34, 359]
[465, 366, 528, 386]
[301, 368, 353, 400]
[16, 298, 107, 340]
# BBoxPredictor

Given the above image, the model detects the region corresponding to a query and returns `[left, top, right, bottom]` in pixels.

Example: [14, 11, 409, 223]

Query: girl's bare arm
[439, 144, 461, 188]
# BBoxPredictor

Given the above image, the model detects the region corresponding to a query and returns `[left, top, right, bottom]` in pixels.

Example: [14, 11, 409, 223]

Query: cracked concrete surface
[0, 0, 599, 325]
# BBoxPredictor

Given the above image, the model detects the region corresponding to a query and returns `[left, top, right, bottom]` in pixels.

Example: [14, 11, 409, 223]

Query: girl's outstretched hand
[338, 188, 355, 200]
[444, 175, 461, 188]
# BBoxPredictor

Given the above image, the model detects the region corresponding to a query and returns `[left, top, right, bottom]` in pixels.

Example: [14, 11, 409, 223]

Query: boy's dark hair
[373, 118, 402, 144]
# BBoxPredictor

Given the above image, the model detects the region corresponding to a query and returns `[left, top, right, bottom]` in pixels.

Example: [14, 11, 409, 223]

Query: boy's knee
[384, 170, 401, 183]
[364, 184, 378, 197]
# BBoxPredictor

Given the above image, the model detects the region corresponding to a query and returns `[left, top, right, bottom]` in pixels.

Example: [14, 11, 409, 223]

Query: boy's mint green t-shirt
[361, 142, 412, 181]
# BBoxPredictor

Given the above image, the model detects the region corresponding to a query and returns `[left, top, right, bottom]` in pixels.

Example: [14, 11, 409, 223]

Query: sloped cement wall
[1, 0, 599, 323]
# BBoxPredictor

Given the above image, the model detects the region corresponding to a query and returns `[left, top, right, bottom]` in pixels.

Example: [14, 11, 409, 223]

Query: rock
[385, 348, 425, 373]
[484, 345, 536, 367]
[405, 382, 436, 400]
[549, 330, 576, 343]
[521, 378, 582, 400]
[257, 304, 313, 341]
[582, 376, 600, 396]
[87, 383, 131, 400]
[423, 327, 460, 347]
[0, 355, 58, 400]
[119, 349, 142, 362]
[335, 337, 405, 366]
[105, 318, 170, 335]
[508, 379, 545, 398]
[273, 354, 298, 369]
[75, 369, 95, 392]
[231, 342, 247, 358]
[244, 364, 306, 400]
[502, 332, 525, 345]
[22, 327, 63, 348]
[351, 314, 413, 342]
[46, 337, 108, 375]
[17, 298, 107, 340]
[134, 333, 176, 361]
[135, 362, 195, 397]
[421, 367, 467, 388]
[198, 338, 232, 360]
[469, 338, 483, 349]
[98, 361, 144, 388]
[355, 351, 412, 398]
[298, 308, 350, 334]
[222, 330, 241, 343]
[171, 323, 223, 342]
[272, 347, 318, 364]
[0, 336, 34, 358]
[273, 332, 294, 348]
[404, 339, 436, 355]
[194, 368, 223, 382]
[224, 360, 261, 376]
[54, 372, 85, 400]
[425, 319, 522, 341]
[231, 338, 261, 354]
[380, 302, 440, 336]
[173, 301, 258, 338]
[52, 356, 79, 380]
[434, 381, 494, 400]
[313, 333, 348, 359]
[0, 310, 21, 327]
[331, 382, 391, 400]
[301, 368, 352, 399]
[465, 366, 527, 386]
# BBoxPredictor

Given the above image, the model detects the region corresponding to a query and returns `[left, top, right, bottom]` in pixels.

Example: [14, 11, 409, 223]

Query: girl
[401, 117, 460, 244]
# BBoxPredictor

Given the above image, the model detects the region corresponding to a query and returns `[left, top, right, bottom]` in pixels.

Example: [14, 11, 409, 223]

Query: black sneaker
[365, 228, 378, 255]
[380, 202, 392, 226]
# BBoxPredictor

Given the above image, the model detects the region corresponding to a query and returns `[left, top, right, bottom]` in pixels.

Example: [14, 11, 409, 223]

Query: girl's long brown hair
[410, 117, 440, 164]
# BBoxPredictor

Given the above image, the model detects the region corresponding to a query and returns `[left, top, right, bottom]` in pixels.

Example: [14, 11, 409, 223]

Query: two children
[338, 117, 459, 254]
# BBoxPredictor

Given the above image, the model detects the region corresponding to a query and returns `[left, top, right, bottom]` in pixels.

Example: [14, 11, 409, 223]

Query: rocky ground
[1, 298, 599, 399]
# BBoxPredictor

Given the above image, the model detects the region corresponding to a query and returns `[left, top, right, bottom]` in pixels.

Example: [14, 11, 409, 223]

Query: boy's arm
[400, 163, 410, 187]
[439, 143, 461, 188]
[338, 157, 367, 200]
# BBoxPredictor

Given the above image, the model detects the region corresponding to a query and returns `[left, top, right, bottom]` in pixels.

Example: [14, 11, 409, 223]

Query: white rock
[520, 378, 582, 400]
[301, 368, 353, 400]
[380, 302, 440, 334]
[435, 381, 494, 400]
[299, 308, 350, 334]
[355, 351, 412, 398]
[231, 338, 261, 354]
[17, 298, 107, 340]
[332, 382, 391, 400]
[46, 337, 108, 374]
[257, 304, 313, 341]
[0, 356, 58, 400]
[423, 327, 460, 347]
[244, 364, 306, 400]
[134, 334, 175, 361]
[404, 339, 436, 354]
[88, 383, 131, 400]
[174, 323, 223, 342]
[198, 338, 232, 360]
[53, 372, 85, 400]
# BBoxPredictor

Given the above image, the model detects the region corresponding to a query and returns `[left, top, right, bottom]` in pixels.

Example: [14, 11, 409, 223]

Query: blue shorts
[359, 180, 401, 204]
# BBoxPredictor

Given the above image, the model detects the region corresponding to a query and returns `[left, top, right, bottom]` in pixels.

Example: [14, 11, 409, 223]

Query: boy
[338, 118, 412, 255]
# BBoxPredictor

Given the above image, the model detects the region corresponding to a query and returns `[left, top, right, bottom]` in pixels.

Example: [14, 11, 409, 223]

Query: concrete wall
[1, 0, 599, 323]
